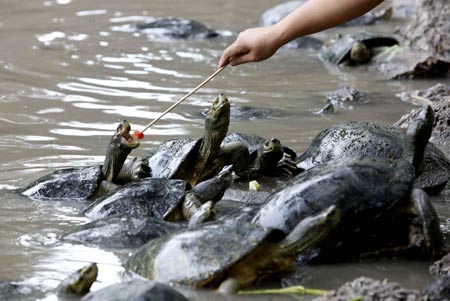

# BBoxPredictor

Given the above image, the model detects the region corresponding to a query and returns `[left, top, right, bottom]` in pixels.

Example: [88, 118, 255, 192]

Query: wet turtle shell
[19, 165, 103, 201]
[136, 17, 218, 39]
[63, 215, 181, 248]
[296, 112, 447, 194]
[297, 122, 414, 170]
[320, 31, 398, 65]
[83, 178, 188, 221]
[82, 280, 188, 301]
[125, 218, 279, 287]
[146, 137, 200, 179]
[254, 158, 415, 235]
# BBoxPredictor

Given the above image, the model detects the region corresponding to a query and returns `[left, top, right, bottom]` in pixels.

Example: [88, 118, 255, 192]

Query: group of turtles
[12, 90, 450, 299]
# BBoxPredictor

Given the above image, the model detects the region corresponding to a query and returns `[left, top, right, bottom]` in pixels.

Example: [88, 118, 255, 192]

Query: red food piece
[133, 130, 144, 140]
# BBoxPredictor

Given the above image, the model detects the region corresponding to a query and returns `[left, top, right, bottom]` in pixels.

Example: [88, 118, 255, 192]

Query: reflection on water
[0, 0, 447, 299]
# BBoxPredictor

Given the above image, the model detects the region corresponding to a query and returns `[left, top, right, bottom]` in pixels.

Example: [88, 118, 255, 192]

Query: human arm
[218, 0, 384, 67]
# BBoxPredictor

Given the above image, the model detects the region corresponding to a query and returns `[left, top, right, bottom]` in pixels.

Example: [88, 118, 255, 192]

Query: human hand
[218, 26, 282, 68]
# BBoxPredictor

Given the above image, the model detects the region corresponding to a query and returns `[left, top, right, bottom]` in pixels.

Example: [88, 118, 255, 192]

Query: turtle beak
[117, 120, 139, 149]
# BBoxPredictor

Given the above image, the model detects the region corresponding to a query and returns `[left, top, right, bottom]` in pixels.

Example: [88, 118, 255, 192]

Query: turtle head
[67, 263, 98, 296]
[350, 41, 371, 64]
[259, 138, 284, 172]
[407, 105, 434, 175]
[203, 93, 230, 152]
[102, 120, 140, 182]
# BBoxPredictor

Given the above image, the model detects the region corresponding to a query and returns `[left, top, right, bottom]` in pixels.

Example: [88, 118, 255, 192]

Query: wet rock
[372, 0, 450, 79]
[136, 17, 218, 39]
[325, 86, 369, 106]
[313, 103, 334, 115]
[423, 276, 450, 301]
[283, 36, 323, 50]
[395, 94, 450, 158]
[313, 277, 423, 301]
[397, 83, 450, 104]
[260, 0, 390, 27]
[430, 252, 450, 278]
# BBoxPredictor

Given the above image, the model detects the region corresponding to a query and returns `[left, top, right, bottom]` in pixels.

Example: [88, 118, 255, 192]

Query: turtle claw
[276, 154, 300, 177]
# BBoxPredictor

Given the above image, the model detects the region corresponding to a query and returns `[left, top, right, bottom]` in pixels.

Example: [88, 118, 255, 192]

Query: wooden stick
[141, 66, 226, 133]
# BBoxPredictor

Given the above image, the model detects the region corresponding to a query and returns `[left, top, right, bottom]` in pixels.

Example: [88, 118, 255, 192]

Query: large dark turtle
[83, 168, 232, 227]
[320, 31, 398, 65]
[62, 215, 181, 248]
[82, 280, 188, 301]
[222, 132, 300, 177]
[253, 157, 443, 260]
[297, 106, 449, 194]
[136, 17, 218, 39]
[146, 94, 251, 186]
[125, 205, 339, 293]
[19, 120, 149, 200]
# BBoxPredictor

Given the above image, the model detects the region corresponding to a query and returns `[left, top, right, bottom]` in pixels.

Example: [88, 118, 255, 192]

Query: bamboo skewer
[141, 66, 226, 134]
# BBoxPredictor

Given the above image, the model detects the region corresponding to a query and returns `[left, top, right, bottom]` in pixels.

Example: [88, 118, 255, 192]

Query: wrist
[268, 22, 294, 49]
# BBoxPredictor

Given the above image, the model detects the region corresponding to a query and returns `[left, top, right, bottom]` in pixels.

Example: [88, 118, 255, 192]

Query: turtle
[200, 105, 287, 121]
[0, 263, 97, 300]
[136, 17, 218, 39]
[146, 94, 251, 186]
[19, 120, 150, 200]
[56, 263, 98, 297]
[222, 132, 300, 177]
[83, 168, 233, 227]
[320, 31, 398, 65]
[253, 157, 443, 261]
[62, 215, 182, 248]
[297, 106, 450, 194]
[124, 205, 340, 293]
[82, 280, 188, 301]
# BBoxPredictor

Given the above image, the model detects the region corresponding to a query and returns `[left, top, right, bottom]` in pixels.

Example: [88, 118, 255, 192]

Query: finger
[218, 44, 239, 68]
[229, 52, 254, 66]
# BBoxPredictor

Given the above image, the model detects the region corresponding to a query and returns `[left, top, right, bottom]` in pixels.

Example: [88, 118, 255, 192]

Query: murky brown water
[0, 0, 447, 299]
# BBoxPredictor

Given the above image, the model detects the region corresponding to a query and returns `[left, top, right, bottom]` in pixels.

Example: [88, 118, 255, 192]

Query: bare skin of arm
[218, 0, 384, 67]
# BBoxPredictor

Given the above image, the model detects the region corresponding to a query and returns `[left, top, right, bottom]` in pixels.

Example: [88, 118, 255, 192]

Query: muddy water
[0, 0, 447, 299]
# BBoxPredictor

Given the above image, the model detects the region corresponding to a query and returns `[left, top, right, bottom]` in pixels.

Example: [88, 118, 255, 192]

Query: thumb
[229, 52, 255, 66]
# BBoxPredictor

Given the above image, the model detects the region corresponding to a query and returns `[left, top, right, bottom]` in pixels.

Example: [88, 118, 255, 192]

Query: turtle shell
[146, 138, 201, 179]
[82, 280, 188, 301]
[83, 178, 188, 221]
[125, 218, 278, 287]
[254, 158, 415, 234]
[19, 165, 103, 201]
[63, 215, 181, 248]
[320, 31, 398, 64]
[297, 122, 414, 170]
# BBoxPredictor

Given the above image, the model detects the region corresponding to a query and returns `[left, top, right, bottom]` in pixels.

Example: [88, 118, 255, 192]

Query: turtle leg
[183, 192, 215, 228]
[275, 153, 301, 177]
[114, 157, 151, 184]
[408, 188, 443, 258]
[214, 142, 252, 179]
[89, 180, 119, 200]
